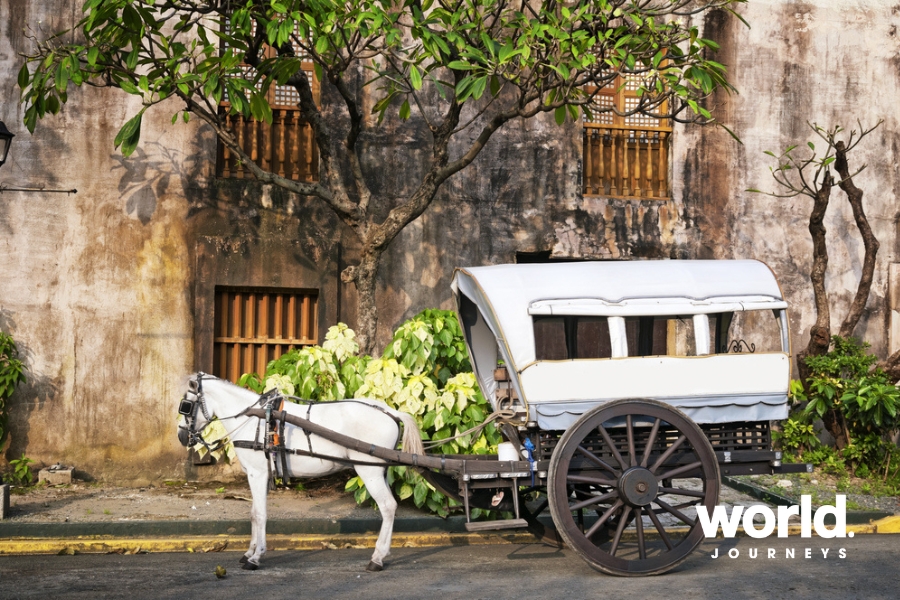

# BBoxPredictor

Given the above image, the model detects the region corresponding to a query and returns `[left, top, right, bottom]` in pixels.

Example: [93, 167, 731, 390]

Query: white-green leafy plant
[239, 312, 499, 517]
[192, 419, 237, 464]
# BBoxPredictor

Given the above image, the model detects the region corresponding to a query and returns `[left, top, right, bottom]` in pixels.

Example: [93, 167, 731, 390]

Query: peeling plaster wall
[0, 2, 205, 483]
[0, 1, 342, 482]
[675, 0, 900, 359]
[2, 0, 900, 481]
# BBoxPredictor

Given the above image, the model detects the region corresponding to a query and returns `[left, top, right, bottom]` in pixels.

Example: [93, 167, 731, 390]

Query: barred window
[216, 20, 320, 181]
[583, 72, 672, 199]
[213, 287, 318, 382]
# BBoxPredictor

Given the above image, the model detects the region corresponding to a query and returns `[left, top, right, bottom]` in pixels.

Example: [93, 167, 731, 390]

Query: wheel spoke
[567, 474, 617, 486]
[640, 418, 662, 468]
[649, 434, 687, 473]
[584, 499, 623, 539]
[626, 415, 636, 467]
[609, 506, 633, 557]
[598, 424, 628, 470]
[576, 445, 619, 475]
[658, 486, 706, 499]
[655, 497, 697, 527]
[635, 507, 646, 560]
[645, 504, 674, 550]
[569, 490, 618, 511]
[656, 460, 704, 481]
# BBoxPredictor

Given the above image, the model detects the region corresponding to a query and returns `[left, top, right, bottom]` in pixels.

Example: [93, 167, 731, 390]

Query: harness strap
[232, 440, 401, 468]
[277, 409, 290, 484]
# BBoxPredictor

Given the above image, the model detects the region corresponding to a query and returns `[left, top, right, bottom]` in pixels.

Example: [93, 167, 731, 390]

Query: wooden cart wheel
[548, 399, 719, 576]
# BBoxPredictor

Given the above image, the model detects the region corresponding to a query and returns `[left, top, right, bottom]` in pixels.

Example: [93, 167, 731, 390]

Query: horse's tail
[394, 410, 426, 457]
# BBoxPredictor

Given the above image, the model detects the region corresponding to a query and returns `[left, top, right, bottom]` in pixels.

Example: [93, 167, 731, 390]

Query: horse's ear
[181, 373, 198, 393]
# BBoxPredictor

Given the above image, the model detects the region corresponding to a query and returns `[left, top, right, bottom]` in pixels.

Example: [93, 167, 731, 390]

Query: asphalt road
[0, 535, 897, 600]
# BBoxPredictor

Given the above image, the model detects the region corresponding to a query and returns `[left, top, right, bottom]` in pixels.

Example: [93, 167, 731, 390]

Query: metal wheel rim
[548, 399, 720, 576]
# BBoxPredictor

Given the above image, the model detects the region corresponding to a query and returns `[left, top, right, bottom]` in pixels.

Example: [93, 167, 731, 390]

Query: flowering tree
[19, 0, 744, 353]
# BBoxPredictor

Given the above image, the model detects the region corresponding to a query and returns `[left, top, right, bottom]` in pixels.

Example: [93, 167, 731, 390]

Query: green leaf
[399, 99, 411, 120]
[409, 65, 422, 90]
[17, 63, 29, 89]
[413, 480, 428, 507]
[471, 76, 486, 100]
[113, 110, 144, 157]
[554, 105, 566, 125]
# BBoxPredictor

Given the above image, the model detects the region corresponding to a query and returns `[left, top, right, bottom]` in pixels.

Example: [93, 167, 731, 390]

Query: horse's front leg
[355, 465, 398, 572]
[241, 459, 270, 570]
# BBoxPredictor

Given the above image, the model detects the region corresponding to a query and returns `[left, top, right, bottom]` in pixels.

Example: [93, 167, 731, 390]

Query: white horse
[176, 373, 424, 571]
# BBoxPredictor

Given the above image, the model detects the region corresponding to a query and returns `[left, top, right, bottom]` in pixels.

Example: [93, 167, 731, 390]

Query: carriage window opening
[534, 316, 612, 360]
[576, 318, 612, 359]
[624, 317, 671, 357]
[534, 317, 569, 360]
[710, 310, 784, 354]
[213, 287, 319, 382]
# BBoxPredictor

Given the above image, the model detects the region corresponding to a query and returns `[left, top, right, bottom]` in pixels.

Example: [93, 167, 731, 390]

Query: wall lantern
[0, 119, 76, 194]
[0, 120, 13, 169]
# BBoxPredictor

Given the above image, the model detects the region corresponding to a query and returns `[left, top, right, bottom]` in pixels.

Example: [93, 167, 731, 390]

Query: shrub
[238, 310, 499, 517]
[774, 414, 820, 455]
[7, 453, 34, 486]
[790, 336, 900, 478]
[0, 332, 27, 449]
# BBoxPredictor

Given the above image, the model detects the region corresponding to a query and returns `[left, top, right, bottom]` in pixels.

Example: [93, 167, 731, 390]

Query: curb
[0, 530, 542, 556]
[0, 515, 478, 539]
[1, 516, 897, 556]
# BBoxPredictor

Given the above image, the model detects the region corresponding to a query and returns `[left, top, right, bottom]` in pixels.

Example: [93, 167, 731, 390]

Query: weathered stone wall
[677, 1, 900, 358]
[1, 0, 899, 481]
[0, 1, 343, 481]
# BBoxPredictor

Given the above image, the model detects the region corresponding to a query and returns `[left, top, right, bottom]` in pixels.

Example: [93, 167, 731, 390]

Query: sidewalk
[1, 479, 897, 556]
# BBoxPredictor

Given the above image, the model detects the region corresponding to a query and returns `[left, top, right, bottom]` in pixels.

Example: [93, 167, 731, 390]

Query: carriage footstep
[366, 561, 383, 572]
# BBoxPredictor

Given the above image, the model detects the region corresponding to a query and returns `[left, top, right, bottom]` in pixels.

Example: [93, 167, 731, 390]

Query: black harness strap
[232, 440, 401, 468]
[277, 409, 290, 484]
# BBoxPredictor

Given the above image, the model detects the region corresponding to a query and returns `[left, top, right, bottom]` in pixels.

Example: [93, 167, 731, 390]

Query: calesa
[697, 495, 849, 539]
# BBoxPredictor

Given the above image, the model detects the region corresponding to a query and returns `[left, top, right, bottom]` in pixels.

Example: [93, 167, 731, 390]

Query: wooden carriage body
[439, 260, 806, 575]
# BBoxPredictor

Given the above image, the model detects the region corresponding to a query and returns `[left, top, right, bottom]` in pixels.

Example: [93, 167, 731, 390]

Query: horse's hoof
[366, 561, 384, 572]
[239, 555, 248, 564]
[241, 561, 260, 571]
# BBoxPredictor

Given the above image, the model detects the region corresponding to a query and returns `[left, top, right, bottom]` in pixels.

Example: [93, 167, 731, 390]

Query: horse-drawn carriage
[179, 259, 806, 576]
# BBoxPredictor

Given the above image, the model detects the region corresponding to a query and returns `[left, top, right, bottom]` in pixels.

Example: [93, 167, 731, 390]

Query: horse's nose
[177, 426, 190, 447]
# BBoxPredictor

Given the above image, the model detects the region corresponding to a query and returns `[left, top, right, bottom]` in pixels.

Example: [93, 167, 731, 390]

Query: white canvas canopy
[451, 260, 791, 429]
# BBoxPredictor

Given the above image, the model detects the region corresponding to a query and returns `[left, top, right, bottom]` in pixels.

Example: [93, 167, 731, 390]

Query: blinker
[178, 396, 195, 416]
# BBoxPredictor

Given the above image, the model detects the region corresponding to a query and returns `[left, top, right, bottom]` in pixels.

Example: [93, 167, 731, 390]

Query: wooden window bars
[582, 74, 672, 199]
[213, 287, 319, 383]
[215, 22, 320, 181]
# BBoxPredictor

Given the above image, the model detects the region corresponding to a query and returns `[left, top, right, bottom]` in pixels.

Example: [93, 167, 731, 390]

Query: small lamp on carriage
[0, 120, 14, 170]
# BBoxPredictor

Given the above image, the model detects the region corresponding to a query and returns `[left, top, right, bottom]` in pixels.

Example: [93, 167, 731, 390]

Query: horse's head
[177, 373, 214, 447]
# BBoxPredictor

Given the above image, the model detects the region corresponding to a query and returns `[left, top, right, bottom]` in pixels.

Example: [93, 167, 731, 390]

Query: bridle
[178, 372, 214, 449]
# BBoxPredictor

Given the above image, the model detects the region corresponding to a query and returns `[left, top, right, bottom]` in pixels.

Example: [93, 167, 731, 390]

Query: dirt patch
[4, 474, 352, 524]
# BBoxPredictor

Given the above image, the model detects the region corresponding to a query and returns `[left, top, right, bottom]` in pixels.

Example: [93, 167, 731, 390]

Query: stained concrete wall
[1, 0, 898, 481]
[678, 0, 900, 359]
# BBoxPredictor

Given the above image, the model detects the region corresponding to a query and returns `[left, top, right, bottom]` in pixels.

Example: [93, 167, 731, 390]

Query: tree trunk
[342, 251, 381, 357]
[800, 173, 834, 376]
[821, 408, 850, 451]
[834, 140, 880, 340]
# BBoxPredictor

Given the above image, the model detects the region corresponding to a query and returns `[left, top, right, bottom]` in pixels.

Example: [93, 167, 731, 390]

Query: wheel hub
[618, 467, 659, 507]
